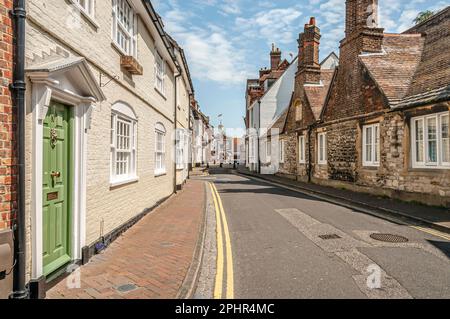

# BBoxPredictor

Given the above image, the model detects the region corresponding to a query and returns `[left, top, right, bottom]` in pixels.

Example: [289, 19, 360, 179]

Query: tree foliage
[414, 11, 435, 24]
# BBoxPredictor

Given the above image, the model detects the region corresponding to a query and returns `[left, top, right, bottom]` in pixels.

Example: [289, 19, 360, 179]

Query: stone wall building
[0, 0, 15, 231]
[280, 1, 450, 207]
[22, 0, 198, 296]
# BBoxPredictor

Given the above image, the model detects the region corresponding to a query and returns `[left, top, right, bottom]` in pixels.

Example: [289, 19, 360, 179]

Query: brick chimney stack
[343, 0, 383, 53]
[270, 43, 282, 70]
[297, 17, 321, 84]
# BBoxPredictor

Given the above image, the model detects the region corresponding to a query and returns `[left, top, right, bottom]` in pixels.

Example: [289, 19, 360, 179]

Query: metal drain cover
[370, 233, 408, 243]
[116, 284, 137, 293]
[319, 234, 342, 240]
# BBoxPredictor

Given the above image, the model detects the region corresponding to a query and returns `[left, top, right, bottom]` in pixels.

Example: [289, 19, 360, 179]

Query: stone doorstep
[236, 169, 450, 235]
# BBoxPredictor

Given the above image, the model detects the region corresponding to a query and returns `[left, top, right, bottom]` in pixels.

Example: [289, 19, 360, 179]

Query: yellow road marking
[209, 182, 224, 299]
[212, 183, 235, 299]
[411, 226, 450, 241]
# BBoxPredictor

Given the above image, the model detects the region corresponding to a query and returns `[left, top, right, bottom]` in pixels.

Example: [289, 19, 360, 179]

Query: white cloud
[159, 1, 250, 85]
[236, 7, 303, 46]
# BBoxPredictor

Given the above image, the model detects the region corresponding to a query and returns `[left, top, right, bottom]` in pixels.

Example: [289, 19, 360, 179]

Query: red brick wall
[0, 0, 15, 230]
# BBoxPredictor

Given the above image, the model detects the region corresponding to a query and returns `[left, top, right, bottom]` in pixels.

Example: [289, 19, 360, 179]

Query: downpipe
[10, 0, 28, 299]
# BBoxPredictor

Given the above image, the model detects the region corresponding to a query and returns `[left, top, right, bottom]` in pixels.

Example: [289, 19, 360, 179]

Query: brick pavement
[46, 180, 205, 299]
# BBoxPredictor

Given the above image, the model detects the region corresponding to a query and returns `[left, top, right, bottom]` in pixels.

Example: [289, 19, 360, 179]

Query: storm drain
[319, 234, 342, 240]
[116, 284, 138, 293]
[160, 242, 175, 247]
[370, 233, 409, 243]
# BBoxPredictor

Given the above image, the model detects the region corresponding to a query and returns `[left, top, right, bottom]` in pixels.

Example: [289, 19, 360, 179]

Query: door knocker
[50, 128, 58, 148]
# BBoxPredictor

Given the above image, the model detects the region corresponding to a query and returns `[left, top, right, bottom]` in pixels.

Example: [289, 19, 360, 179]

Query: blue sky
[153, 0, 449, 131]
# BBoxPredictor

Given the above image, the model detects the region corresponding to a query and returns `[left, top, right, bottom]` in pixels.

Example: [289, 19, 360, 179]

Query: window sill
[362, 164, 380, 169]
[111, 41, 135, 58]
[154, 87, 167, 100]
[68, 1, 99, 29]
[318, 162, 328, 166]
[110, 176, 139, 188]
[410, 166, 450, 171]
[155, 170, 167, 177]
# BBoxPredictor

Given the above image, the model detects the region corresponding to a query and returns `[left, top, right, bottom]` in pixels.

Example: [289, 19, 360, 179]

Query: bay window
[362, 123, 380, 167]
[411, 112, 450, 168]
[112, 0, 137, 56]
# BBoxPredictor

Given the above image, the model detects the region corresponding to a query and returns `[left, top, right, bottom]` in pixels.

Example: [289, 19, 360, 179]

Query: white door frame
[28, 79, 95, 279]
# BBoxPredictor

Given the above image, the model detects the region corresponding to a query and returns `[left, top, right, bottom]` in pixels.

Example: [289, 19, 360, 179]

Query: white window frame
[317, 132, 327, 165]
[155, 123, 167, 176]
[155, 52, 166, 96]
[411, 111, 450, 169]
[299, 135, 306, 164]
[110, 107, 138, 186]
[280, 140, 285, 163]
[266, 139, 271, 160]
[362, 123, 380, 167]
[176, 129, 185, 170]
[71, 0, 95, 16]
[112, 0, 138, 57]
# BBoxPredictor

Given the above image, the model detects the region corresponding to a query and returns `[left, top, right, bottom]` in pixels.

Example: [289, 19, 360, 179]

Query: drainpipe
[307, 124, 314, 183]
[10, 0, 28, 299]
[187, 94, 193, 179]
[174, 71, 181, 194]
[257, 100, 261, 174]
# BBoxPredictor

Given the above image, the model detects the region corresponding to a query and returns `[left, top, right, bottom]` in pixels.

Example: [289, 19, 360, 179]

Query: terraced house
[18, 0, 195, 297]
[278, 1, 450, 207]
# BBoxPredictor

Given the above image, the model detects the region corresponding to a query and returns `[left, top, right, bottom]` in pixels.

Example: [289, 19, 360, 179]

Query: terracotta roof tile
[359, 34, 425, 105]
[304, 69, 335, 120]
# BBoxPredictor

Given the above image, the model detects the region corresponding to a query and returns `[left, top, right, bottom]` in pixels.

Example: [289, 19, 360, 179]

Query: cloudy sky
[152, 0, 449, 131]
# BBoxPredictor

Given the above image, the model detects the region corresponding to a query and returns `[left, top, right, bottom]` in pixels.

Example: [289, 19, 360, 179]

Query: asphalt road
[205, 170, 450, 299]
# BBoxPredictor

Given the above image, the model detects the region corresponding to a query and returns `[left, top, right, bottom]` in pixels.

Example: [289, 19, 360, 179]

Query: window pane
[365, 127, 373, 162]
[374, 125, 379, 163]
[427, 117, 437, 163]
[415, 119, 424, 163]
[442, 115, 449, 163]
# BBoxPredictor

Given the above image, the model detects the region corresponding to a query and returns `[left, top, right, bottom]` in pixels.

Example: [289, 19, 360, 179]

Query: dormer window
[112, 0, 137, 57]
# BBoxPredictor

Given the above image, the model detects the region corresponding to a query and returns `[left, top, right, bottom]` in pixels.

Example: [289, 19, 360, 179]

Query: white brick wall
[23, 0, 192, 279]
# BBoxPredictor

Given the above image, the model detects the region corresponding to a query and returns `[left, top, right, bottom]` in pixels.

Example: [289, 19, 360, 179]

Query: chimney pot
[309, 17, 316, 26]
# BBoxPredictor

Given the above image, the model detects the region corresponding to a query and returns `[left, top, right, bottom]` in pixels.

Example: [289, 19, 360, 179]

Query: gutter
[10, 0, 28, 299]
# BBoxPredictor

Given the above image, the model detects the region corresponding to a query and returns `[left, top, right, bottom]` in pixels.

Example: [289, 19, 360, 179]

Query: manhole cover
[319, 234, 341, 240]
[116, 284, 137, 293]
[370, 233, 408, 243]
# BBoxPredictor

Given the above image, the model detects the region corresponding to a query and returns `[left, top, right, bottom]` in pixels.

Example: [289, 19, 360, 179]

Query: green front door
[42, 101, 72, 276]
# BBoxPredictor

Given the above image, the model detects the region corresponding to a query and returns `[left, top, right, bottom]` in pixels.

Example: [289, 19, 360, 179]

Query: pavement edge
[176, 181, 209, 299]
[235, 170, 450, 236]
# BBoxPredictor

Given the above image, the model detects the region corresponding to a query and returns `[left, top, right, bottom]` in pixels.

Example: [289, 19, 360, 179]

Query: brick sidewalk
[46, 180, 205, 299]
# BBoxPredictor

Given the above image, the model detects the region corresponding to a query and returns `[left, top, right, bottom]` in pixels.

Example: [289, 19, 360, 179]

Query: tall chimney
[270, 43, 282, 70]
[297, 17, 321, 83]
[344, 0, 383, 52]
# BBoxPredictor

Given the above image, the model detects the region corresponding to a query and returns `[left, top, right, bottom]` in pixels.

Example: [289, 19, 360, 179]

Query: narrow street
[198, 169, 450, 299]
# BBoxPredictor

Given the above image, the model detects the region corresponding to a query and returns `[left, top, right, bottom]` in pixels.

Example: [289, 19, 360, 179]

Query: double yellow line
[411, 225, 450, 241]
[209, 182, 234, 299]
